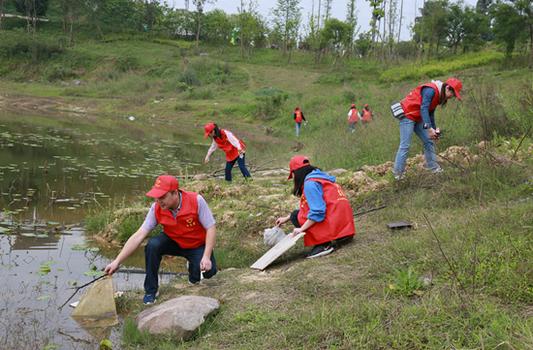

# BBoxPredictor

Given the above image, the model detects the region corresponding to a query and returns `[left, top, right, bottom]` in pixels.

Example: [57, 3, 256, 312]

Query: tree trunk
[0, 0, 4, 30]
[397, 0, 403, 43]
[195, 13, 201, 49]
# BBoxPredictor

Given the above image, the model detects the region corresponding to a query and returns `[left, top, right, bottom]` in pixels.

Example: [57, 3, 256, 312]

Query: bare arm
[200, 225, 216, 271]
[104, 226, 151, 275]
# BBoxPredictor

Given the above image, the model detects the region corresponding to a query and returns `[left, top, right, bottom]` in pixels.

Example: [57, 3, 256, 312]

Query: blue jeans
[144, 233, 217, 294]
[393, 118, 440, 175]
[295, 122, 301, 137]
[225, 154, 252, 182]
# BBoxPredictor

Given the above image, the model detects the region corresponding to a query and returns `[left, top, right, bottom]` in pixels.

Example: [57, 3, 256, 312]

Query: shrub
[254, 87, 289, 120]
[0, 31, 63, 62]
[114, 55, 140, 72]
[43, 64, 77, 81]
[380, 51, 504, 82]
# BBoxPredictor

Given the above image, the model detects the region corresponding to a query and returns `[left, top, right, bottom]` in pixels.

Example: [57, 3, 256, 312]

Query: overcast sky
[167, 0, 478, 41]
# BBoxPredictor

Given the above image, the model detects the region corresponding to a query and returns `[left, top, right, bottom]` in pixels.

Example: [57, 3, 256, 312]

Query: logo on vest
[185, 218, 196, 227]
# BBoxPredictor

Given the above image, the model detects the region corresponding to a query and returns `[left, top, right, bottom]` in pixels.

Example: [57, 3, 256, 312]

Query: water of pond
[0, 112, 208, 349]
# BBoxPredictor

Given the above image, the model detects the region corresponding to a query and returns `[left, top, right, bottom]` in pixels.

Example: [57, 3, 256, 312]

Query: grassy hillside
[1, 29, 532, 349]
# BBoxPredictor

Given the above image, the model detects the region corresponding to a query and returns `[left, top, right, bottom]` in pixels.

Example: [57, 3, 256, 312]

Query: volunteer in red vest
[361, 104, 373, 123]
[347, 104, 360, 133]
[393, 78, 462, 179]
[104, 175, 217, 305]
[293, 107, 307, 137]
[275, 156, 356, 258]
[204, 122, 252, 182]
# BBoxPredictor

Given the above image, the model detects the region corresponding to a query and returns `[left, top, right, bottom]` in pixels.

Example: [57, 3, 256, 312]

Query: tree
[58, 0, 85, 45]
[346, 0, 357, 54]
[367, 0, 384, 44]
[237, 1, 267, 57]
[192, 0, 216, 48]
[491, 1, 527, 57]
[320, 18, 352, 64]
[14, 0, 49, 33]
[322, 0, 332, 23]
[203, 9, 232, 43]
[271, 0, 301, 62]
[412, 0, 449, 58]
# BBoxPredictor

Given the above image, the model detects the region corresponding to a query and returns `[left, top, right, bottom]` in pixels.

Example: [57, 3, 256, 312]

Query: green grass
[1, 28, 533, 349]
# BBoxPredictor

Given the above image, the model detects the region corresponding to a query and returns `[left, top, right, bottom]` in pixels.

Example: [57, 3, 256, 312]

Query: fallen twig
[423, 213, 468, 303]
[512, 125, 532, 160]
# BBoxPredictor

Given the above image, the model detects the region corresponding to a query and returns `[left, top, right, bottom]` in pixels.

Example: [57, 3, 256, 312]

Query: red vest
[214, 129, 245, 161]
[362, 109, 372, 122]
[154, 191, 206, 249]
[295, 110, 303, 123]
[400, 83, 441, 123]
[297, 178, 356, 246]
[348, 108, 359, 123]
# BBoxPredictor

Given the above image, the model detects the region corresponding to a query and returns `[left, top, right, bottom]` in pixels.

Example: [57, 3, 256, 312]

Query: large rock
[136, 295, 219, 339]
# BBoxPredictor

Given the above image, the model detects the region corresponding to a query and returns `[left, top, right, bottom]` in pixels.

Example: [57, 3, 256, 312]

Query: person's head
[295, 106, 300, 111]
[440, 78, 462, 105]
[364, 104, 369, 110]
[445, 77, 462, 100]
[204, 122, 221, 139]
[351, 103, 356, 109]
[146, 175, 180, 210]
[288, 155, 317, 197]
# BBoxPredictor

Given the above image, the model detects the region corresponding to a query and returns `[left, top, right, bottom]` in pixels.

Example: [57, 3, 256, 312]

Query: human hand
[104, 260, 120, 275]
[204, 156, 210, 164]
[275, 215, 290, 226]
[200, 256, 212, 272]
[291, 227, 304, 236]
[428, 128, 438, 140]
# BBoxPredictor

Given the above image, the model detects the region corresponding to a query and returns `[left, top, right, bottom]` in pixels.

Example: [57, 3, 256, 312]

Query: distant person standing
[293, 107, 307, 137]
[204, 122, 252, 182]
[347, 104, 360, 133]
[392, 78, 462, 179]
[361, 104, 373, 124]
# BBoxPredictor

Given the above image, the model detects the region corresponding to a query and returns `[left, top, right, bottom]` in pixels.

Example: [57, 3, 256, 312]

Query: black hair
[292, 164, 318, 197]
[212, 124, 222, 139]
[440, 83, 449, 106]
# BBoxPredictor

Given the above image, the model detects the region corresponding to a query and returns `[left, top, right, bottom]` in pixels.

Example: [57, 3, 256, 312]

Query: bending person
[104, 175, 217, 305]
[204, 122, 252, 182]
[393, 78, 462, 179]
[276, 156, 356, 259]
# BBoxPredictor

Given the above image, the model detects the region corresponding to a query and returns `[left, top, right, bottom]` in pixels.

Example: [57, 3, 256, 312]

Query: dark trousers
[225, 154, 252, 182]
[144, 233, 217, 294]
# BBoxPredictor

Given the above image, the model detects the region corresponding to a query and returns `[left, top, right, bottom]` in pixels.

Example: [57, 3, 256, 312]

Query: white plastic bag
[263, 226, 286, 247]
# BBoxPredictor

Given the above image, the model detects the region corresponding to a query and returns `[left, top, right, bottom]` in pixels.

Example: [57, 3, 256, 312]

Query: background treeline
[0, 0, 531, 62]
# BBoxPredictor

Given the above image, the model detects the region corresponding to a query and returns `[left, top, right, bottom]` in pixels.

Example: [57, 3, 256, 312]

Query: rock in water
[136, 295, 219, 339]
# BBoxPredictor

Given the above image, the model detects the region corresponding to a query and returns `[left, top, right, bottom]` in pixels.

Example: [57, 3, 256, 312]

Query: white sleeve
[206, 139, 218, 157]
[224, 130, 242, 150]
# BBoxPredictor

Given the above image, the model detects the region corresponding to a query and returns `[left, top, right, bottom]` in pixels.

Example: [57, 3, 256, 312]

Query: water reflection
[0, 113, 204, 348]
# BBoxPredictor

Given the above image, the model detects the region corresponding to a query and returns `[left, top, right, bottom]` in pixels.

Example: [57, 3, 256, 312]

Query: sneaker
[306, 243, 334, 259]
[432, 167, 444, 174]
[143, 293, 157, 305]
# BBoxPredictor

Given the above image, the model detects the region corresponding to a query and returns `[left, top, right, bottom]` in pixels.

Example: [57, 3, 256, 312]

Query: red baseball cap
[288, 155, 310, 179]
[445, 78, 462, 101]
[204, 122, 216, 138]
[146, 175, 179, 198]
[351, 104, 356, 108]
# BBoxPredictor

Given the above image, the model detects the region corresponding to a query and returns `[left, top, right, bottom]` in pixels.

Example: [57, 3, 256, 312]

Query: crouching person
[104, 175, 217, 305]
[276, 156, 356, 259]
